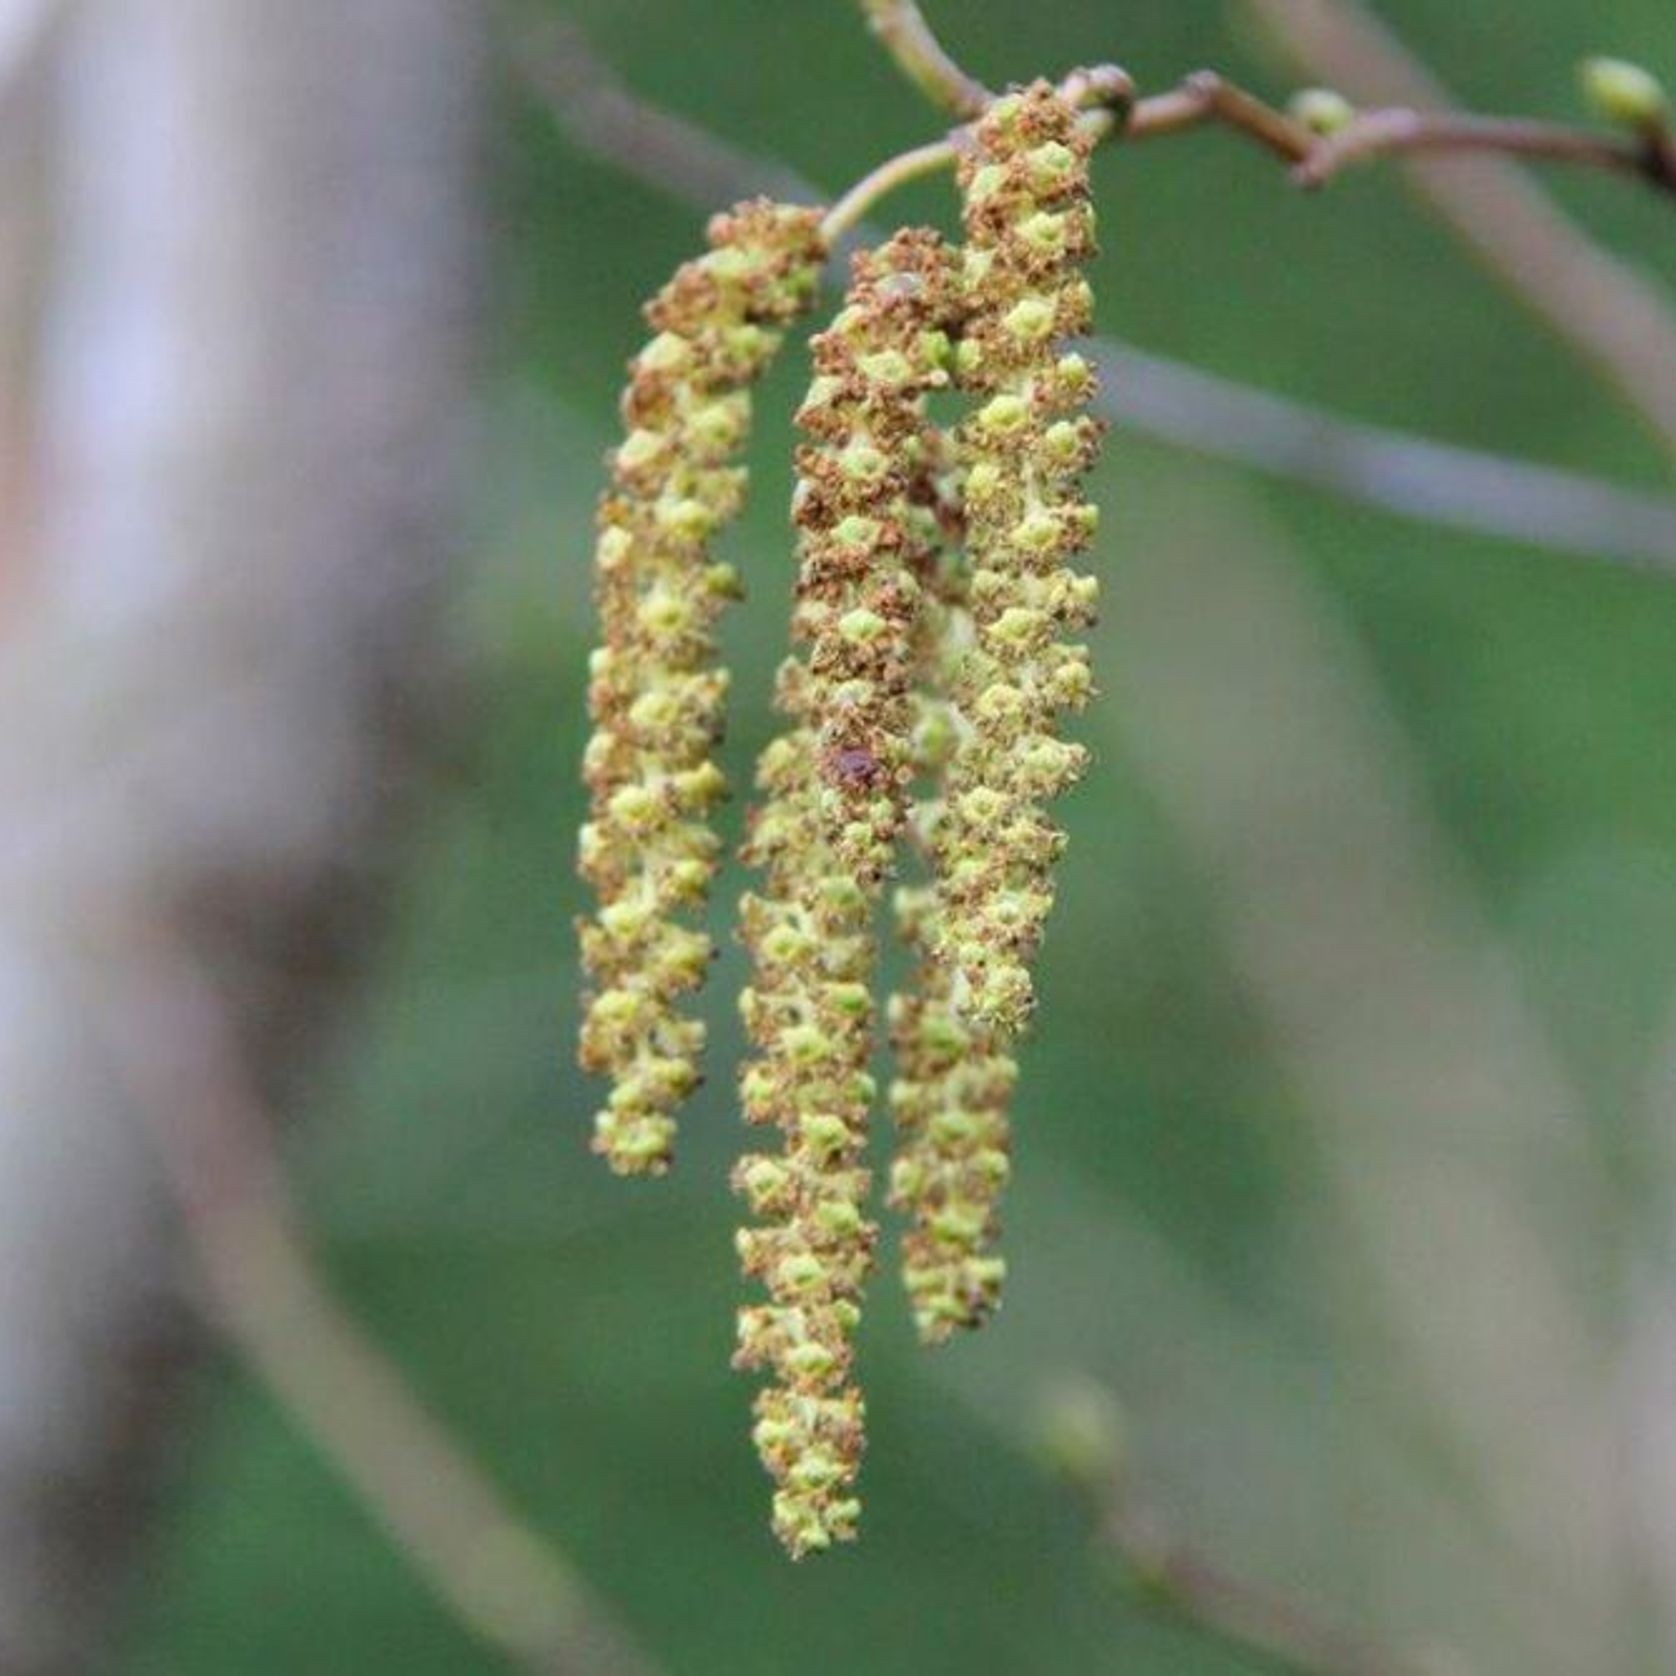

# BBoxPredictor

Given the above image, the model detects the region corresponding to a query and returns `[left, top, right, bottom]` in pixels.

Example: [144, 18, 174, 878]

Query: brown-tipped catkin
[578, 200, 825, 1177]
[934, 83, 1103, 1039]
[731, 229, 958, 1557]
[887, 442, 1021, 1341]
[794, 228, 960, 883]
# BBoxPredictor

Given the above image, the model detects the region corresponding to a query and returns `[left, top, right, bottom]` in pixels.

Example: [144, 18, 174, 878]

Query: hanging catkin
[578, 201, 825, 1177]
[933, 83, 1103, 1038]
[734, 229, 958, 1557]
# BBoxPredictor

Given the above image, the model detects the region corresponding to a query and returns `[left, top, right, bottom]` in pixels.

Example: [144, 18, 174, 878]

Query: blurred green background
[118, 2, 1676, 1671]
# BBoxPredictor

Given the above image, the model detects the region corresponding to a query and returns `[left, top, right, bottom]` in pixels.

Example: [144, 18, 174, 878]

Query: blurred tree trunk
[0, 2, 483, 1668]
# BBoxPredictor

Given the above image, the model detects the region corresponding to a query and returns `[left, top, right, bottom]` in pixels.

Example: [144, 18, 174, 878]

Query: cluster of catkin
[577, 83, 1102, 1556]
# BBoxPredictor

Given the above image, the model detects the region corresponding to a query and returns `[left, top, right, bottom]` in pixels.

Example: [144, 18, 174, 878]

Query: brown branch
[851, 0, 1673, 212]
[514, 19, 1676, 574]
[1127, 68, 1317, 158]
[92, 920, 657, 1676]
[1124, 71, 1671, 196]
[1292, 108, 1670, 190]
[1245, 0, 1676, 465]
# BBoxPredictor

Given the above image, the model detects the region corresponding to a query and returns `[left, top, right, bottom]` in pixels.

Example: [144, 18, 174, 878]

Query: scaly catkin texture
[732, 700, 873, 1559]
[888, 433, 1022, 1342]
[795, 229, 960, 883]
[934, 83, 1103, 1037]
[732, 231, 957, 1557]
[578, 201, 825, 1177]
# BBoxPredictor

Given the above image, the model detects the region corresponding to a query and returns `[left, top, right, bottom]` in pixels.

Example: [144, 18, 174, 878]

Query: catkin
[885, 83, 1103, 1338]
[732, 230, 957, 1556]
[887, 433, 1021, 1341]
[578, 200, 825, 1177]
[797, 229, 960, 881]
[934, 83, 1103, 1037]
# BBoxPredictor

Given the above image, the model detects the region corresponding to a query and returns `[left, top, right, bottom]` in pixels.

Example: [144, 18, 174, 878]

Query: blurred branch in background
[1093, 343, 1676, 573]
[1245, 0, 1676, 466]
[517, 18, 1676, 573]
[93, 922, 655, 1676]
[1098, 1508, 1431, 1676]
[1035, 1379, 1438, 1676]
[512, 17, 819, 220]
[1114, 479, 1638, 1672]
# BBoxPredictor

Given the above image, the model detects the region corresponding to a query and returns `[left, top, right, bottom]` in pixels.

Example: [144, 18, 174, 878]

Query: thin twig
[93, 920, 657, 1676]
[823, 135, 960, 243]
[1119, 69, 1669, 196]
[857, 0, 991, 120]
[1128, 68, 1316, 158]
[1245, 0, 1676, 465]
[825, 71, 1670, 273]
[1294, 107, 1669, 191]
[852, 1, 1672, 216]
[1103, 1504, 1433, 1676]
[515, 19, 1676, 573]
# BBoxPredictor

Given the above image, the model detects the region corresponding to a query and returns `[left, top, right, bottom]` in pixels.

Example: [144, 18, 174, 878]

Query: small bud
[837, 607, 887, 644]
[1032, 1376, 1127, 1496]
[816, 1199, 864, 1237]
[858, 348, 915, 387]
[783, 1342, 838, 1381]
[1288, 86, 1356, 137]
[1002, 295, 1057, 342]
[1018, 211, 1068, 254]
[800, 1113, 852, 1157]
[1581, 56, 1669, 128]
[655, 496, 717, 541]
[976, 393, 1031, 437]
[1024, 140, 1078, 190]
[775, 1253, 829, 1294]
[964, 459, 1003, 501]
[832, 514, 882, 549]
[838, 442, 889, 483]
[614, 428, 666, 474]
[636, 330, 692, 373]
[593, 527, 633, 574]
[1051, 353, 1095, 401]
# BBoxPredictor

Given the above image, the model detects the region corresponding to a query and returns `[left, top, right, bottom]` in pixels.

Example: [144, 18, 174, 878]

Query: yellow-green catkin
[731, 231, 957, 1558]
[888, 435, 1021, 1341]
[578, 200, 825, 1177]
[731, 697, 873, 1557]
[935, 83, 1103, 1037]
